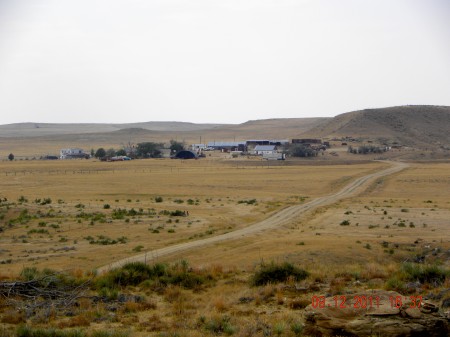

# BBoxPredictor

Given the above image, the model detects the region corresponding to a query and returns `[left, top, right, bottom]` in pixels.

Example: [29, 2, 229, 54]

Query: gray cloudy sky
[0, 0, 449, 124]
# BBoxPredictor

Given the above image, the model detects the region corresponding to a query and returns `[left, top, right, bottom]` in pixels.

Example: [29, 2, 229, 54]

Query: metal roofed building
[246, 139, 289, 151]
[253, 145, 277, 155]
[207, 141, 246, 152]
[246, 139, 289, 146]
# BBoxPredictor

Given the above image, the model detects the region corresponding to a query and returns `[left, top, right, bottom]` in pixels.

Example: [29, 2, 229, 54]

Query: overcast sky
[0, 0, 449, 124]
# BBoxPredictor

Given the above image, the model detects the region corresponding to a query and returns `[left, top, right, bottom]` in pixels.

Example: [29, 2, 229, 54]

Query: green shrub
[20, 267, 41, 281]
[111, 208, 127, 219]
[40, 198, 52, 205]
[86, 235, 127, 245]
[18, 196, 28, 203]
[401, 263, 448, 285]
[237, 199, 256, 205]
[16, 325, 86, 337]
[98, 287, 119, 300]
[96, 261, 211, 291]
[9, 209, 32, 225]
[385, 277, 405, 292]
[96, 262, 155, 289]
[90, 330, 130, 337]
[203, 316, 235, 335]
[290, 321, 304, 336]
[340, 220, 350, 226]
[27, 228, 49, 235]
[170, 210, 186, 216]
[251, 262, 309, 286]
[155, 196, 163, 203]
[132, 245, 144, 252]
[161, 270, 205, 289]
[19, 267, 85, 289]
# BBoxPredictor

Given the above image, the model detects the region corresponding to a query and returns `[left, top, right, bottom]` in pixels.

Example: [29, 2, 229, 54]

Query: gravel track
[97, 161, 408, 273]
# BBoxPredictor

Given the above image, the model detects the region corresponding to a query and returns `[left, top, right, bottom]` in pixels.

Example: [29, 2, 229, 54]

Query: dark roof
[246, 139, 289, 143]
[174, 150, 198, 159]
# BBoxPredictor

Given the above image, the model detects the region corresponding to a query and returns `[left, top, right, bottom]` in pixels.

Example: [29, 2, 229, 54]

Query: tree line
[93, 140, 185, 159]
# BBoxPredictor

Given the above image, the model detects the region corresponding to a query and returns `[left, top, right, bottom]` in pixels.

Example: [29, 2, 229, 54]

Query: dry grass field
[0, 158, 385, 274]
[0, 157, 449, 337]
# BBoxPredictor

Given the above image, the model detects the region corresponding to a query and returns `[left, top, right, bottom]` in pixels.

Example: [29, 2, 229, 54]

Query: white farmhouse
[191, 144, 207, 151]
[253, 145, 277, 155]
[60, 148, 87, 159]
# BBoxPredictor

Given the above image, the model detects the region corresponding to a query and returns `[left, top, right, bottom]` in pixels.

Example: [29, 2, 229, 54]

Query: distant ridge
[299, 105, 450, 148]
[0, 118, 328, 140]
[0, 121, 226, 138]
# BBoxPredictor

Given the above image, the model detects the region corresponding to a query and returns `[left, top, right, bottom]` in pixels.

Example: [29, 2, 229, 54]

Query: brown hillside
[180, 117, 329, 142]
[300, 105, 450, 149]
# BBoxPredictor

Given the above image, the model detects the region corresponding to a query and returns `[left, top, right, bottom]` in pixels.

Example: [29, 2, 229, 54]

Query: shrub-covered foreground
[1, 259, 449, 337]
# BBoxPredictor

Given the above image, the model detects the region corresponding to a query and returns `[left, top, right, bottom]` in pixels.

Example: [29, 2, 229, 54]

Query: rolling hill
[299, 105, 450, 149]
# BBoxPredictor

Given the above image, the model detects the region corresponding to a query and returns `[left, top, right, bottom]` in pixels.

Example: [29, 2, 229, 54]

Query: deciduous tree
[136, 142, 163, 158]
[94, 148, 106, 158]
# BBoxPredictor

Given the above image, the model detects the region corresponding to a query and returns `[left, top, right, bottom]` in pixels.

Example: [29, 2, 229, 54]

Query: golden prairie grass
[0, 159, 449, 336]
[0, 158, 386, 275]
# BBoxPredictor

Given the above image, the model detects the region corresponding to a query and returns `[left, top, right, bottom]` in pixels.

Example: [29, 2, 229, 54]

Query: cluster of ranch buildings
[59, 138, 330, 161]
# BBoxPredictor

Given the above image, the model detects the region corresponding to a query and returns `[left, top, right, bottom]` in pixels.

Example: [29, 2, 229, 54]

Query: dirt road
[97, 161, 408, 273]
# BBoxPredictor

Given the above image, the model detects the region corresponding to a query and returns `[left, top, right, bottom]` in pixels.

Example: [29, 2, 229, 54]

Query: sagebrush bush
[95, 260, 213, 291]
[95, 262, 164, 289]
[20, 267, 85, 288]
[251, 262, 309, 286]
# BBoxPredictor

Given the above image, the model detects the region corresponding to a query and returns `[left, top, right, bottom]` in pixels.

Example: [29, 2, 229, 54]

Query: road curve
[97, 161, 408, 273]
